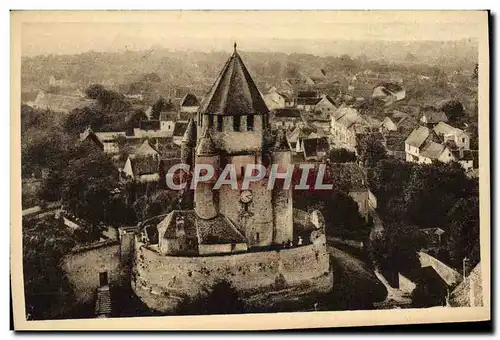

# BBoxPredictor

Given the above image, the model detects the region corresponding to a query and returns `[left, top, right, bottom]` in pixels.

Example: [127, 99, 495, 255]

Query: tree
[327, 148, 356, 163]
[439, 99, 465, 124]
[466, 122, 479, 150]
[323, 192, 370, 241]
[473, 63, 478, 79]
[445, 196, 480, 271]
[150, 97, 174, 120]
[63, 106, 106, 135]
[368, 222, 424, 273]
[357, 134, 387, 168]
[23, 219, 77, 319]
[60, 144, 122, 234]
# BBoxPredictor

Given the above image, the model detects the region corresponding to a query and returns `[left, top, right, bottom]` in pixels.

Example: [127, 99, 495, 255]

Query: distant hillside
[21, 39, 478, 93]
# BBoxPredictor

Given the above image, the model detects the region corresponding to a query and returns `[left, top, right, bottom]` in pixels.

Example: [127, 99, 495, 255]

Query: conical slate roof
[198, 44, 269, 116]
[181, 119, 197, 146]
[196, 129, 217, 155]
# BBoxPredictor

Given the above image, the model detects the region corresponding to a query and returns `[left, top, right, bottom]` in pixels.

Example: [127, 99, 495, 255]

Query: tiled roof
[180, 93, 200, 107]
[421, 109, 448, 124]
[274, 108, 301, 118]
[129, 155, 159, 176]
[419, 140, 445, 160]
[433, 121, 467, 138]
[303, 138, 318, 158]
[159, 111, 178, 122]
[173, 121, 189, 137]
[198, 47, 269, 115]
[133, 140, 160, 157]
[197, 215, 246, 245]
[297, 97, 321, 106]
[385, 131, 407, 151]
[159, 210, 198, 240]
[405, 126, 430, 148]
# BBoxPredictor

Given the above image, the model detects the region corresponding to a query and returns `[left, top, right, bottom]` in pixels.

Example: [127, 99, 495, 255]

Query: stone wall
[63, 240, 126, 304]
[132, 235, 332, 313]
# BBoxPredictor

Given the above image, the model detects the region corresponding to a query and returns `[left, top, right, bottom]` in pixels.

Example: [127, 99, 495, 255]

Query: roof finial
[234, 41, 237, 52]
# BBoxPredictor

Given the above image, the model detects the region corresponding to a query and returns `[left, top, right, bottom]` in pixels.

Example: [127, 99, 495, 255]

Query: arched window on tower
[247, 115, 254, 131]
[233, 116, 241, 132]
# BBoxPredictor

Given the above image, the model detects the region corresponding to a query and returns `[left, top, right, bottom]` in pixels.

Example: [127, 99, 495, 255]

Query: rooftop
[198, 45, 269, 116]
[405, 126, 430, 148]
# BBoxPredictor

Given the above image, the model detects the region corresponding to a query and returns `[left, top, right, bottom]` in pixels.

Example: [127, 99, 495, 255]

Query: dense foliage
[23, 219, 77, 320]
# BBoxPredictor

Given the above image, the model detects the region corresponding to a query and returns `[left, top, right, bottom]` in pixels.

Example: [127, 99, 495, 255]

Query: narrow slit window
[247, 115, 254, 131]
[208, 115, 214, 128]
[217, 116, 223, 132]
[233, 116, 241, 131]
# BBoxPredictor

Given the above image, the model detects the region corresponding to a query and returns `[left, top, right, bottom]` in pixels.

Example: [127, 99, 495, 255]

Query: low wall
[132, 235, 333, 313]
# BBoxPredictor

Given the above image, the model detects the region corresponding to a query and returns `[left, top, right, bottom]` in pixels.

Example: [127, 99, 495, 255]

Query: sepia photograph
[10, 10, 490, 330]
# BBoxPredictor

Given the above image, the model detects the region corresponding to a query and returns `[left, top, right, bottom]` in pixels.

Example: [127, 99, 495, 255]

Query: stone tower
[194, 129, 219, 220]
[192, 44, 293, 248]
[272, 130, 294, 245]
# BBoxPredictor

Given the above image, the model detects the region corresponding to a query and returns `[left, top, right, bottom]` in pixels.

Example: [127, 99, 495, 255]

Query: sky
[16, 11, 486, 56]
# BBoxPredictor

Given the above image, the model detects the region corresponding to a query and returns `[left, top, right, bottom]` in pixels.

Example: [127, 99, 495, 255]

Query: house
[418, 140, 455, 164]
[433, 122, 470, 151]
[314, 94, 337, 114]
[179, 93, 200, 113]
[172, 121, 189, 145]
[159, 111, 177, 133]
[296, 91, 321, 111]
[302, 137, 330, 161]
[420, 108, 449, 127]
[122, 140, 161, 183]
[452, 149, 477, 172]
[372, 83, 406, 106]
[405, 124, 469, 166]
[405, 126, 432, 163]
[80, 130, 126, 154]
[449, 263, 483, 307]
[379, 110, 418, 133]
[79, 127, 104, 151]
[330, 106, 372, 151]
[286, 125, 320, 153]
[272, 108, 303, 129]
[384, 131, 407, 160]
[263, 91, 286, 110]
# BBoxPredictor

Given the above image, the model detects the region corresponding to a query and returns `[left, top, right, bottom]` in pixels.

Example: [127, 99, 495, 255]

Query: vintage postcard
[11, 10, 490, 330]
